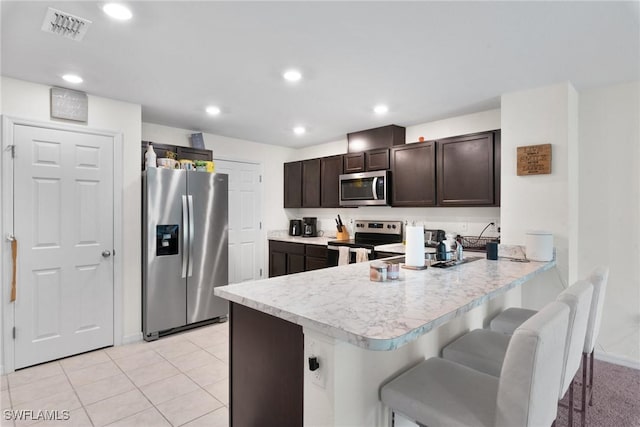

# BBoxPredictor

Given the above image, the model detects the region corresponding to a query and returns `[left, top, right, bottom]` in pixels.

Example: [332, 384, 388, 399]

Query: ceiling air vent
[41, 7, 92, 41]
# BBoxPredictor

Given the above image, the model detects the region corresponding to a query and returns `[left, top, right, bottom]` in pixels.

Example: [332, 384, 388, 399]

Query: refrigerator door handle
[187, 195, 195, 277]
[181, 195, 188, 278]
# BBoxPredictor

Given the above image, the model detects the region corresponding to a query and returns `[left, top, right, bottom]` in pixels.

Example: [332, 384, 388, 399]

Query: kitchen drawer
[269, 240, 305, 255]
[305, 244, 328, 258]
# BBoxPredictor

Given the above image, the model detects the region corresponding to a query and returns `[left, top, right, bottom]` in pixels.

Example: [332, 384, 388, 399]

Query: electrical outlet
[459, 222, 468, 233]
[489, 221, 498, 233]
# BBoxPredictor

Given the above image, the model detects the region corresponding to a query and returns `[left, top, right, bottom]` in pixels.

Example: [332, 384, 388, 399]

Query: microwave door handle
[372, 177, 379, 200]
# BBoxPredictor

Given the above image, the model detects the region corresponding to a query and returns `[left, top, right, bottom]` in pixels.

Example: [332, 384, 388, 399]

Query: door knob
[102, 250, 111, 258]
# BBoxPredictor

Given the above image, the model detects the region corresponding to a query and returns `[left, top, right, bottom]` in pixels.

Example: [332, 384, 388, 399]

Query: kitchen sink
[430, 256, 483, 268]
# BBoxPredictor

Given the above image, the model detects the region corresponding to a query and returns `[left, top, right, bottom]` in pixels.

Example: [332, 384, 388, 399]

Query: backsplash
[285, 206, 501, 240]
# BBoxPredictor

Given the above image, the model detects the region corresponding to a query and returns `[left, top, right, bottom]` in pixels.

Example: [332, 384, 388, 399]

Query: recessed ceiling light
[102, 3, 132, 20]
[293, 126, 306, 135]
[205, 106, 221, 115]
[373, 104, 389, 114]
[283, 69, 302, 82]
[62, 74, 83, 84]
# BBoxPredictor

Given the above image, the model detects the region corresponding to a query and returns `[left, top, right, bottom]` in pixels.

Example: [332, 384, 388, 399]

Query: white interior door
[13, 124, 114, 369]
[214, 160, 262, 283]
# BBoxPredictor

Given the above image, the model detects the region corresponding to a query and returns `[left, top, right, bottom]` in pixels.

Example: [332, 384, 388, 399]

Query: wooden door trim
[1, 116, 124, 374]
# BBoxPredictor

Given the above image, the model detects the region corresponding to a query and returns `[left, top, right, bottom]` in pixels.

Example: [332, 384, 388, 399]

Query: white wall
[578, 81, 640, 363]
[500, 83, 579, 310]
[0, 76, 143, 345]
[287, 109, 502, 239]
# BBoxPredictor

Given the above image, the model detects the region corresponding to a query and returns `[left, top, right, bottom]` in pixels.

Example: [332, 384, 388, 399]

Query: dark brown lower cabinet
[230, 302, 303, 427]
[269, 241, 328, 277]
[305, 244, 328, 271]
[288, 254, 306, 274]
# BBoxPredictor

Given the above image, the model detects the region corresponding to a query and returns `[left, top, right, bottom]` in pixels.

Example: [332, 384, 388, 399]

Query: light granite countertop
[215, 250, 555, 351]
[267, 230, 336, 246]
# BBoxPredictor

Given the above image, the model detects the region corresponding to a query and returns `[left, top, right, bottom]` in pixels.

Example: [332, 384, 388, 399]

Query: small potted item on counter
[370, 262, 388, 282]
[385, 262, 400, 280]
[194, 160, 208, 171]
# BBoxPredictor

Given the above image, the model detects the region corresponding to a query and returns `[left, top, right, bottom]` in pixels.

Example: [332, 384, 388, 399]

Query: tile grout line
[59, 361, 95, 427]
[101, 348, 173, 427]
[151, 335, 226, 425]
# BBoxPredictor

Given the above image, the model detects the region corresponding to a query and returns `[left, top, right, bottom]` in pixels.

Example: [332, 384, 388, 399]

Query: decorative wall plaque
[50, 87, 88, 122]
[190, 133, 205, 149]
[517, 144, 552, 176]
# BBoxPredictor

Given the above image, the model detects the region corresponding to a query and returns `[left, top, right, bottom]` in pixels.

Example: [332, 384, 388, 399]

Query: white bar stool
[489, 267, 609, 426]
[442, 280, 593, 426]
[380, 301, 570, 427]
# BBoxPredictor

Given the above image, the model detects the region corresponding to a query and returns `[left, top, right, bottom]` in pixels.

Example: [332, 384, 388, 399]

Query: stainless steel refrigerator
[142, 167, 228, 341]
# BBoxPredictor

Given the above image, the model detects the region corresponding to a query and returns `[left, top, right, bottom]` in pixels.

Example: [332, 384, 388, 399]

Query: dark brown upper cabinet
[302, 158, 321, 208]
[343, 148, 390, 173]
[284, 161, 302, 208]
[320, 155, 343, 208]
[391, 141, 437, 207]
[347, 125, 405, 153]
[437, 132, 495, 206]
[343, 152, 365, 173]
[366, 148, 390, 171]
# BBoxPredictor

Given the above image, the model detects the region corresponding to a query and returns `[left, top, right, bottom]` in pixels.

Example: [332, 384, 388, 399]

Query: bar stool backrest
[556, 280, 593, 397]
[495, 301, 569, 427]
[584, 267, 610, 353]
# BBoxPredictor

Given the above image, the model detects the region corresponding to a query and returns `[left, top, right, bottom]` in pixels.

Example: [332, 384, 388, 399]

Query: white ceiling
[2, 1, 638, 147]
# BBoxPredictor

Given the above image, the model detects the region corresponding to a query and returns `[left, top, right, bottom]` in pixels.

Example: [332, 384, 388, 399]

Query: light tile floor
[0, 322, 229, 427]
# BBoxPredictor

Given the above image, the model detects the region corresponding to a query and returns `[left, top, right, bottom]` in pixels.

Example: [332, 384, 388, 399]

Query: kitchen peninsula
[215, 250, 556, 427]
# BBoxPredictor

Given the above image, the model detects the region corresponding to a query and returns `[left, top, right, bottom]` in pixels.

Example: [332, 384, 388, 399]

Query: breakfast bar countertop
[215, 251, 555, 351]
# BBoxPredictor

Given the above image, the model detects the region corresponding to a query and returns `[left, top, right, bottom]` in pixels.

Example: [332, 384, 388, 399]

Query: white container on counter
[525, 230, 553, 261]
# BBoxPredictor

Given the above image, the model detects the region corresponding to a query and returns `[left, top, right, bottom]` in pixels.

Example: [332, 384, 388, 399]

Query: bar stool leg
[568, 378, 574, 427]
[581, 353, 587, 427]
[391, 410, 395, 427]
[589, 350, 595, 406]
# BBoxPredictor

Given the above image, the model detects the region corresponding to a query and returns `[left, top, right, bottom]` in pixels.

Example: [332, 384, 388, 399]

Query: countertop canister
[525, 230, 553, 261]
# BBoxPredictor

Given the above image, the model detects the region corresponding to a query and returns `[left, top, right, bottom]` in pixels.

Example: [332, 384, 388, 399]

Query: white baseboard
[122, 332, 143, 345]
[594, 350, 640, 370]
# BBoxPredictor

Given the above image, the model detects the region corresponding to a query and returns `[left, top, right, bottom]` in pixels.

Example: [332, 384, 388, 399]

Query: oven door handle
[327, 246, 372, 254]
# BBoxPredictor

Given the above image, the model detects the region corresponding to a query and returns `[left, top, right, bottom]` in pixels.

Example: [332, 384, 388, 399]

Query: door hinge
[5, 145, 15, 159]
[113, 249, 116, 257]
[259, 222, 262, 230]
[12, 327, 16, 339]
[259, 175, 262, 183]
[260, 268, 263, 277]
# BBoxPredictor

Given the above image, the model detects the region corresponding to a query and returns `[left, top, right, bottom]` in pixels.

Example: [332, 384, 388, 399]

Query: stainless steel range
[327, 220, 403, 266]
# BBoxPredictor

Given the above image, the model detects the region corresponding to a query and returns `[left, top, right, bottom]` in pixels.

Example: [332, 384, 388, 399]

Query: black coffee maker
[302, 217, 318, 237]
[289, 219, 302, 236]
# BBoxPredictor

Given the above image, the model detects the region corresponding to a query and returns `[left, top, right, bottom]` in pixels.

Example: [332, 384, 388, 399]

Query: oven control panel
[354, 220, 403, 236]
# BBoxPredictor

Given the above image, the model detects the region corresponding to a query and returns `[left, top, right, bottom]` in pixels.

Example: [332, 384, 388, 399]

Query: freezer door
[143, 168, 187, 336]
[186, 172, 229, 324]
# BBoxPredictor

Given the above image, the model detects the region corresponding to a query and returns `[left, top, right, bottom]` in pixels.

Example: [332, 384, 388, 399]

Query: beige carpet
[557, 359, 640, 427]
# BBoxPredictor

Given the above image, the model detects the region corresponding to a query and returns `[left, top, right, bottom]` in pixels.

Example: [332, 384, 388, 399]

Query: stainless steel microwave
[339, 170, 389, 206]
